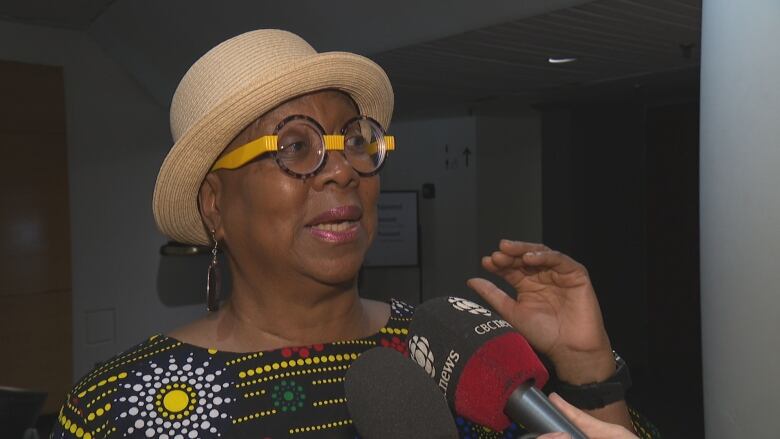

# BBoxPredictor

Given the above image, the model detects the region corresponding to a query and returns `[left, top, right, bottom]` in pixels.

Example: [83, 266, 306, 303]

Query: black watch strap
[552, 351, 632, 410]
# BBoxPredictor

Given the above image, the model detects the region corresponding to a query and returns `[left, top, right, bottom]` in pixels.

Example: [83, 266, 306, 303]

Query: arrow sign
[462, 147, 472, 167]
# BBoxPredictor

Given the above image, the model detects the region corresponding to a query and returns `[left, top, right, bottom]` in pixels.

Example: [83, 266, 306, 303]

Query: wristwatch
[552, 351, 632, 410]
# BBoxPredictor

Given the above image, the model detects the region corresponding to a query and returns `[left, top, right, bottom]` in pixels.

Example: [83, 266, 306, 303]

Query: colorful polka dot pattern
[51, 299, 660, 438]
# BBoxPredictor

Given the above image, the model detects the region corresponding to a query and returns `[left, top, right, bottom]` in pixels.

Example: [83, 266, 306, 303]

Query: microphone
[407, 296, 587, 438]
[345, 347, 459, 439]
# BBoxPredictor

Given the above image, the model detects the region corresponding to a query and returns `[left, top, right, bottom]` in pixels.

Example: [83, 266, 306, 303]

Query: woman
[52, 30, 656, 438]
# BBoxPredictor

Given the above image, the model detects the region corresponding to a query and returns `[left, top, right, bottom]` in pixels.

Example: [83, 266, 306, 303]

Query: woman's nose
[311, 150, 358, 189]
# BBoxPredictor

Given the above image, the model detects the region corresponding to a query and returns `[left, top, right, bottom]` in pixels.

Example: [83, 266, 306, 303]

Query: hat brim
[153, 51, 394, 245]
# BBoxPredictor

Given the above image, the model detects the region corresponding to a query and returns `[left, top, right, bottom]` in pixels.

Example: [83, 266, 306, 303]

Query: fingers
[522, 250, 584, 275]
[548, 393, 638, 439]
[547, 392, 608, 434]
[483, 247, 581, 277]
[498, 239, 549, 256]
[481, 253, 527, 279]
[548, 392, 583, 420]
[480, 255, 501, 274]
[466, 278, 516, 316]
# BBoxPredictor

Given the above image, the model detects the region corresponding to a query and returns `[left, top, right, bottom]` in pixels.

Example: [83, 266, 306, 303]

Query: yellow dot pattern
[76, 372, 128, 399]
[312, 397, 347, 407]
[57, 414, 107, 439]
[156, 383, 197, 420]
[629, 407, 661, 439]
[57, 413, 110, 438]
[226, 351, 264, 366]
[236, 365, 351, 389]
[378, 327, 408, 335]
[65, 399, 80, 416]
[75, 337, 167, 391]
[85, 402, 112, 422]
[232, 409, 277, 424]
[243, 389, 267, 399]
[53, 301, 443, 438]
[101, 342, 181, 374]
[94, 418, 111, 434]
[290, 419, 353, 434]
[311, 377, 344, 385]
[57, 414, 78, 434]
[391, 316, 413, 322]
[85, 388, 116, 408]
[238, 353, 358, 381]
[332, 339, 376, 346]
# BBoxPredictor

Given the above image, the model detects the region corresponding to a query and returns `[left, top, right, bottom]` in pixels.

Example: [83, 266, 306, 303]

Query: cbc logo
[408, 335, 436, 377]
[448, 297, 492, 316]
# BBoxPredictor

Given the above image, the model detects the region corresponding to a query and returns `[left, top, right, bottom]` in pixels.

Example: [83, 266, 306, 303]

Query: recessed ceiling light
[548, 57, 577, 64]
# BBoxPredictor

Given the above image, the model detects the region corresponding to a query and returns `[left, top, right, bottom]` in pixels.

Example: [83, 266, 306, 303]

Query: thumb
[466, 278, 516, 316]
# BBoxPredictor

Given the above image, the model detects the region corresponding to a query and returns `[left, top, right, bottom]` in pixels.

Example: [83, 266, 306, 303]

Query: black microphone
[345, 347, 459, 439]
[407, 296, 587, 438]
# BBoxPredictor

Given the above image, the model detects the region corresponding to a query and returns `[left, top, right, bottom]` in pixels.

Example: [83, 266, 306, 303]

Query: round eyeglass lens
[342, 118, 386, 174]
[275, 117, 325, 176]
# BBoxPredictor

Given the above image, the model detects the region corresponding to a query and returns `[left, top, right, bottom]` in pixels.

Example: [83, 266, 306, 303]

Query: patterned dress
[51, 299, 659, 438]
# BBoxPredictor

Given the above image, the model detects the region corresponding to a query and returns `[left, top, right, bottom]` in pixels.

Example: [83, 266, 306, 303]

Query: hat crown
[170, 29, 316, 142]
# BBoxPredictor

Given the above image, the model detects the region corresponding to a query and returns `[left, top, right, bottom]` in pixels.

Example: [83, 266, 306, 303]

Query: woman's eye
[345, 136, 368, 153]
[280, 140, 309, 154]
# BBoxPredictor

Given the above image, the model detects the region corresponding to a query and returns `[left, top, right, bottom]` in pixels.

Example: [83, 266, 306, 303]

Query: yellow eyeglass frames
[210, 115, 395, 179]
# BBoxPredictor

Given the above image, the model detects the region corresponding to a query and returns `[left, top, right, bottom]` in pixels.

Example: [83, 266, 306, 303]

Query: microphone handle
[504, 382, 588, 439]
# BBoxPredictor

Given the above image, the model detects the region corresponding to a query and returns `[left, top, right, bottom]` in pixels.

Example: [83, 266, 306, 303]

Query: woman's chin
[304, 259, 363, 287]
[322, 269, 362, 287]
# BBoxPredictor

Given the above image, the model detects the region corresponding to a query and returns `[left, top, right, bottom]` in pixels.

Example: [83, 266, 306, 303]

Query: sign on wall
[364, 191, 419, 267]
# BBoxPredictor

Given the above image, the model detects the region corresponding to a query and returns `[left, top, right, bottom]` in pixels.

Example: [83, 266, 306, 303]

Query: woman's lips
[309, 221, 360, 243]
[307, 205, 362, 226]
[306, 205, 362, 243]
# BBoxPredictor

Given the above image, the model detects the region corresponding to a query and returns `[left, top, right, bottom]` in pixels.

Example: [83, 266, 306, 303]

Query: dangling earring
[206, 229, 221, 312]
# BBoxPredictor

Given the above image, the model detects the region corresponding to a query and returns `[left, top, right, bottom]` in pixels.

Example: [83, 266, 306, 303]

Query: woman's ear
[199, 173, 224, 240]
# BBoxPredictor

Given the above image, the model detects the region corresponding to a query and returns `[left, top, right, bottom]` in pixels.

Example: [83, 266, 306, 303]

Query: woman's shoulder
[72, 334, 204, 390]
[52, 334, 220, 438]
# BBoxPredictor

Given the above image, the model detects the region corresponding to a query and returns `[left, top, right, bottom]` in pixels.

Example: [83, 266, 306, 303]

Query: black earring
[206, 229, 221, 312]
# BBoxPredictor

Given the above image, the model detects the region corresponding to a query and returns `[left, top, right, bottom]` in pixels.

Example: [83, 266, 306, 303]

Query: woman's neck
[218, 278, 370, 350]
[167, 256, 391, 353]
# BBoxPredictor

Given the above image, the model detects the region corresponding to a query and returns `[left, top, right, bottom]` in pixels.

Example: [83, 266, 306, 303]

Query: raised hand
[466, 240, 614, 385]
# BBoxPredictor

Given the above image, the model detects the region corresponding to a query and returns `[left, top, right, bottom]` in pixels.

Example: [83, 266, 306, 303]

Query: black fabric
[51, 299, 660, 438]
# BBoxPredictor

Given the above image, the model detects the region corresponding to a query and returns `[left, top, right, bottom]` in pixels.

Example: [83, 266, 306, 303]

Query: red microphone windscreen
[455, 331, 549, 431]
[407, 296, 550, 432]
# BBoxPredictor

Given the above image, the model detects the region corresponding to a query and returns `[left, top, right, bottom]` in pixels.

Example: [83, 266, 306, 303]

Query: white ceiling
[0, 0, 701, 116]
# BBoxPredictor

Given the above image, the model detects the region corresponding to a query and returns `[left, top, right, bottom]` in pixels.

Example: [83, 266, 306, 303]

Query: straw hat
[153, 29, 394, 245]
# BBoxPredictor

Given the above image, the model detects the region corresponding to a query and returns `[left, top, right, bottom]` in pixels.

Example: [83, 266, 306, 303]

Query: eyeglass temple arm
[211, 136, 278, 171]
